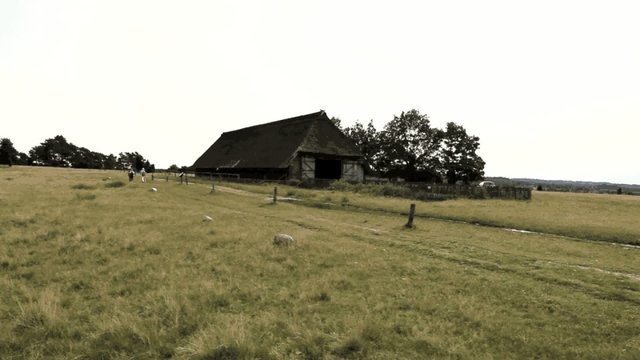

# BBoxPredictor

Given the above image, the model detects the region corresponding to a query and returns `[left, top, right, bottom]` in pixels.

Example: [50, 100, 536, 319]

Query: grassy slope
[0, 167, 639, 359]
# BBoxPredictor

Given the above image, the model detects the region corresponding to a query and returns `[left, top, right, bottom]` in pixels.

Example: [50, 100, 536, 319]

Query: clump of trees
[0, 138, 29, 166]
[338, 109, 485, 184]
[0, 135, 154, 171]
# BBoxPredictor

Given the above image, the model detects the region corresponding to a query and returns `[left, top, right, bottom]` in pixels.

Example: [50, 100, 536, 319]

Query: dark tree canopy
[118, 152, 154, 172]
[27, 135, 154, 171]
[378, 109, 443, 182]
[0, 138, 18, 166]
[342, 120, 382, 175]
[330, 117, 342, 129]
[29, 135, 75, 167]
[440, 122, 485, 184]
[340, 109, 485, 183]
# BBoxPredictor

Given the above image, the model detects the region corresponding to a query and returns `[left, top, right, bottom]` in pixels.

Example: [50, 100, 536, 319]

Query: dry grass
[0, 166, 639, 359]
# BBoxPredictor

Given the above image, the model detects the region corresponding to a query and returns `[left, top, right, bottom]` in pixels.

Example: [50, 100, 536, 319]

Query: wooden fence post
[273, 186, 278, 204]
[405, 203, 416, 228]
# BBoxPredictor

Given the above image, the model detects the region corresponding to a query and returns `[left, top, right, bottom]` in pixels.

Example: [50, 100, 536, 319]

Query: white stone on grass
[273, 233, 295, 246]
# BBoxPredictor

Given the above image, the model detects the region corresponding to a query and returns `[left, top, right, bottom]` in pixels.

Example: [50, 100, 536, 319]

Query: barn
[191, 111, 364, 182]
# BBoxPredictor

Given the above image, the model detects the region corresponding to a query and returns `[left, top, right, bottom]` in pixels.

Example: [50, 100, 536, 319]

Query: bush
[71, 183, 97, 190]
[198, 344, 273, 360]
[88, 328, 147, 358]
[328, 179, 352, 192]
[333, 338, 365, 358]
[105, 180, 125, 188]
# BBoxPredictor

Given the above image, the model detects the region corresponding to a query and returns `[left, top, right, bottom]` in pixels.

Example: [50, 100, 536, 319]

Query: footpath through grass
[1, 166, 639, 359]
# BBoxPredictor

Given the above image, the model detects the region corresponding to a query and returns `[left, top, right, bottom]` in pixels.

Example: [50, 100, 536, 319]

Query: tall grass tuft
[104, 180, 125, 188]
[71, 183, 97, 190]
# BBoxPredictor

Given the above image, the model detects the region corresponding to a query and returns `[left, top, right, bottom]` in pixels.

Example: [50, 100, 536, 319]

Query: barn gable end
[192, 111, 364, 182]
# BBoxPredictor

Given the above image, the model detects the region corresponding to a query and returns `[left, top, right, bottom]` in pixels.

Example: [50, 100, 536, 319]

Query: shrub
[71, 183, 97, 190]
[333, 338, 364, 358]
[105, 180, 125, 188]
[88, 328, 147, 358]
[328, 179, 352, 192]
[313, 291, 331, 302]
[198, 344, 273, 360]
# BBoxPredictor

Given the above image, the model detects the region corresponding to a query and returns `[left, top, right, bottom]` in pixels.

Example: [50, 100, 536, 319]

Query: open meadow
[1, 166, 639, 359]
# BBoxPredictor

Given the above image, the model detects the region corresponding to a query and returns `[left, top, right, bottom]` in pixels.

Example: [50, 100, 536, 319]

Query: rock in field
[273, 233, 295, 246]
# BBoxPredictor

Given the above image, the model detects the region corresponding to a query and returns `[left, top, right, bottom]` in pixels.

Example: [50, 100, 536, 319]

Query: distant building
[192, 111, 364, 182]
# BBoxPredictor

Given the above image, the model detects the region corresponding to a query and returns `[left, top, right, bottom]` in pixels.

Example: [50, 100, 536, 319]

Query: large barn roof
[192, 111, 362, 170]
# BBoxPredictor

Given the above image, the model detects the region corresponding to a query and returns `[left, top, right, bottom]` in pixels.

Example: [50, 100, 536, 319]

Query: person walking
[140, 168, 146, 183]
[128, 167, 135, 182]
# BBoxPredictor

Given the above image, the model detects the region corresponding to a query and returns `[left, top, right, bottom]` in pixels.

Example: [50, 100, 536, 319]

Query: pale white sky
[1, 1, 639, 183]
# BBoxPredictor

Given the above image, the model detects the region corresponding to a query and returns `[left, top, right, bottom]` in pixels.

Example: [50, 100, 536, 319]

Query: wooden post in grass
[273, 186, 278, 204]
[405, 203, 416, 228]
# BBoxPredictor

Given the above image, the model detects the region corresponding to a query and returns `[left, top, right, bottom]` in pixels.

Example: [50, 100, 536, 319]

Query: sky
[1, 0, 639, 184]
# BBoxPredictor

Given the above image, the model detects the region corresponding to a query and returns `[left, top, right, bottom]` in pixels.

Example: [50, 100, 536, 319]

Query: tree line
[334, 109, 485, 184]
[0, 135, 154, 171]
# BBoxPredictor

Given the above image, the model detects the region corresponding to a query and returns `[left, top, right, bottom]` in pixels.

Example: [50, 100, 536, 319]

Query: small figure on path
[140, 168, 146, 183]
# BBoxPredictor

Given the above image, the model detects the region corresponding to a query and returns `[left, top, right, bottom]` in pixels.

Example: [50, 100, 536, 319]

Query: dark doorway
[315, 158, 341, 179]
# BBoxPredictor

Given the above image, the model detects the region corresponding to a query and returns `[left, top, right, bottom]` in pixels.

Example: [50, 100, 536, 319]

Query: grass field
[1, 166, 639, 359]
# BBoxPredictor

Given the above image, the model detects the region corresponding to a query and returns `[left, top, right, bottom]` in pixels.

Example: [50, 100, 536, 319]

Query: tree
[103, 154, 118, 169]
[0, 138, 19, 166]
[24, 135, 154, 170]
[330, 117, 342, 129]
[71, 147, 105, 169]
[29, 135, 75, 167]
[440, 122, 485, 184]
[117, 152, 154, 171]
[14, 152, 30, 165]
[378, 110, 443, 181]
[342, 120, 382, 175]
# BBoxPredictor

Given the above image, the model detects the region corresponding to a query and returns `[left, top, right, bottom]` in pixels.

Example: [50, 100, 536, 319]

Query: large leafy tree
[0, 138, 18, 166]
[440, 122, 485, 184]
[342, 120, 382, 175]
[378, 109, 443, 181]
[29, 135, 75, 167]
[28, 135, 154, 170]
[330, 117, 342, 129]
[117, 152, 154, 172]
[71, 147, 107, 169]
